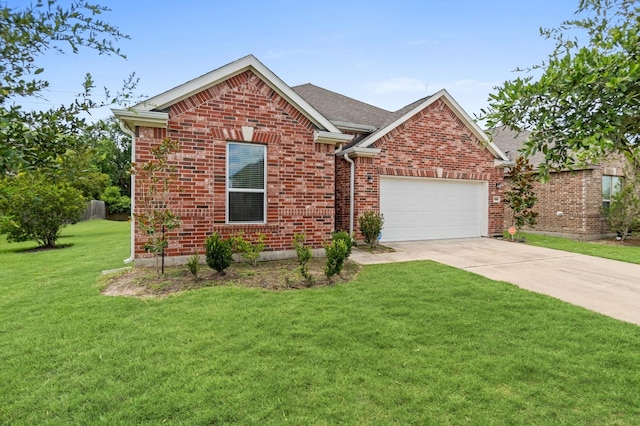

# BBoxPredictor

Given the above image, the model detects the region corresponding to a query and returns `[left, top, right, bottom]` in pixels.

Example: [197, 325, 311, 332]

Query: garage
[379, 176, 488, 242]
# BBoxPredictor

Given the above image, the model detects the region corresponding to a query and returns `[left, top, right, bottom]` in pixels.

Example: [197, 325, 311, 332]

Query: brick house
[113, 55, 511, 265]
[491, 126, 627, 240]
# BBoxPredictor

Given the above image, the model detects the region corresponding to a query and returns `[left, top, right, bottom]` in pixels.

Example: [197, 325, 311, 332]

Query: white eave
[495, 159, 516, 168]
[315, 131, 353, 145]
[357, 89, 511, 164]
[111, 108, 168, 130]
[331, 120, 378, 133]
[336, 146, 381, 158]
[131, 54, 341, 134]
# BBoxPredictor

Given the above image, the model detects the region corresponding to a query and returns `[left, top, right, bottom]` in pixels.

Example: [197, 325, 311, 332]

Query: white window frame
[226, 142, 267, 224]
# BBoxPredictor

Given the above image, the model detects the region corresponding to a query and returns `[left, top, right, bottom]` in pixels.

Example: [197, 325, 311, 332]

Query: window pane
[229, 192, 264, 222]
[228, 144, 264, 189]
[612, 176, 622, 196]
[602, 176, 611, 200]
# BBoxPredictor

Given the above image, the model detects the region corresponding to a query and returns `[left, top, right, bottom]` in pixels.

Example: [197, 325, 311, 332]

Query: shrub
[232, 232, 266, 266]
[293, 233, 313, 284]
[187, 251, 201, 278]
[358, 211, 384, 247]
[605, 175, 640, 240]
[331, 230, 353, 258]
[324, 239, 349, 280]
[0, 173, 86, 248]
[204, 233, 234, 275]
[100, 185, 131, 214]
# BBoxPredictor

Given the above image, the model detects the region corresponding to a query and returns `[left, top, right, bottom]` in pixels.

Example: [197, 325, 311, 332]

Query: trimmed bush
[204, 233, 234, 275]
[324, 239, 349, 280]
[232, 232, 265, 266]
[358, 211, 384, 247]
[331, 230, 353, 258]
[293, 234, 313, 284]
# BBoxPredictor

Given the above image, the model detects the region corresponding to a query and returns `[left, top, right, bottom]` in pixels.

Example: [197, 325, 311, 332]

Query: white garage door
[379, 176, 488, 242]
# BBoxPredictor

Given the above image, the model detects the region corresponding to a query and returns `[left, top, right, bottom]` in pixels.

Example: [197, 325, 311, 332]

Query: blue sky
[16, 0, 581, 122]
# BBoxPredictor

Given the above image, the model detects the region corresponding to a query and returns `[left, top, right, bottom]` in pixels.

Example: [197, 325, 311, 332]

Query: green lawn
[520, 232, 640, 264]
[2, 221, 640, 424]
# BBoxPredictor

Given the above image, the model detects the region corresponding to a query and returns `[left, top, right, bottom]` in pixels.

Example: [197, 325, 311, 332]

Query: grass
[2, 221, 640, 424]
[517, 232, 640, 264]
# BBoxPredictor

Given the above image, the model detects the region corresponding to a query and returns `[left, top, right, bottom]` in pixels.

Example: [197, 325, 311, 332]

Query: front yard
[1, 221, 640, 424]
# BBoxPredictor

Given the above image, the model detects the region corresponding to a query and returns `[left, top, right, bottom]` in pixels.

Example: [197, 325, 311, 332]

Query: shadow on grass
[7, 243, 75, 254]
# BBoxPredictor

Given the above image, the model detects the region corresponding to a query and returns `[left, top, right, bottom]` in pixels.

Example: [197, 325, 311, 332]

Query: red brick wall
[336, 98, 505, 239]
[133, 70, 335, 260]
[503, 157, 627, 239]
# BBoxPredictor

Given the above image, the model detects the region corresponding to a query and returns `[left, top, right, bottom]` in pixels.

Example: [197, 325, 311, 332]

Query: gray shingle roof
[292, 83, 392, 128]
[489, 125, 544, 165]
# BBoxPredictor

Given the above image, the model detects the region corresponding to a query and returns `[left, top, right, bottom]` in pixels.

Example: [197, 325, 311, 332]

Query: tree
[0, 1, 137, 248]
[54, 147, 111, 199]
[86, 116, 132, 196]
[0, 174, 86, 248]
[481, 0, 640, 178]
[504, 156, 539, 239]
[1, 1, 135, 175]
[133, 138, 181, 275]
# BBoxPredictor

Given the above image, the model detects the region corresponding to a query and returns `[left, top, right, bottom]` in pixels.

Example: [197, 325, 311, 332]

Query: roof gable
[352, 89, 510, 162]
[131, 55, 341, 133]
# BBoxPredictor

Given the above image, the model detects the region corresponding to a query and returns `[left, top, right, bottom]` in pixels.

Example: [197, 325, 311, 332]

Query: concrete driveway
[351, 238, 640, 326]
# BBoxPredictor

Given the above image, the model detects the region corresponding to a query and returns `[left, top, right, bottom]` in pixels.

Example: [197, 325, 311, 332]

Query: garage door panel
[380, 177, 488, 242]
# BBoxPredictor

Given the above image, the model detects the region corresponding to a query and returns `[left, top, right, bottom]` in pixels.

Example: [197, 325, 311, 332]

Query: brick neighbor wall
[503, 156, 627, 239]
[336, 98, 505, 239]
[133, 70, 335, 261]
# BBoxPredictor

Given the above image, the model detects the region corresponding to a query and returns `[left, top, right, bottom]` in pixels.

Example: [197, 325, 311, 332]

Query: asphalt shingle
[292, 83, 392, 128]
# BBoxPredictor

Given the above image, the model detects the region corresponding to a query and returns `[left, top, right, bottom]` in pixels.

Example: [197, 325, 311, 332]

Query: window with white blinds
[227, 142, 266, 223]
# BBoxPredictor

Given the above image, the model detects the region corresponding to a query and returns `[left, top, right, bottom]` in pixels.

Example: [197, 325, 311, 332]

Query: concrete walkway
[351, 238, 640, 326]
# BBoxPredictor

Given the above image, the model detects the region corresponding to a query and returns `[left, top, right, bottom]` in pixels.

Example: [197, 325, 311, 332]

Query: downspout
[117, 120, 136, 264]
[343, 153, 355, 236]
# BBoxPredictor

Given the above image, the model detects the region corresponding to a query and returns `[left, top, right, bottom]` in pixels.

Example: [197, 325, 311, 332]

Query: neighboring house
[113, 55, 511, 265]
[491, 126, 627, 240]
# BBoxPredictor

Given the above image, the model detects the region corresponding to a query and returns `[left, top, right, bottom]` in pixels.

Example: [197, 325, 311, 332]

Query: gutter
[494, 159, 516, 168]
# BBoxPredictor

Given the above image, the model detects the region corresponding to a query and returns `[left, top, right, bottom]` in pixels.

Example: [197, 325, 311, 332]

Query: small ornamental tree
[504, 156, 538, 239]
[132, 138, 181, 275]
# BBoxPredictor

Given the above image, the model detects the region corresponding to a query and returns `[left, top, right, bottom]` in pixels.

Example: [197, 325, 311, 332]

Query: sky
[14, 0, 582, 124]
